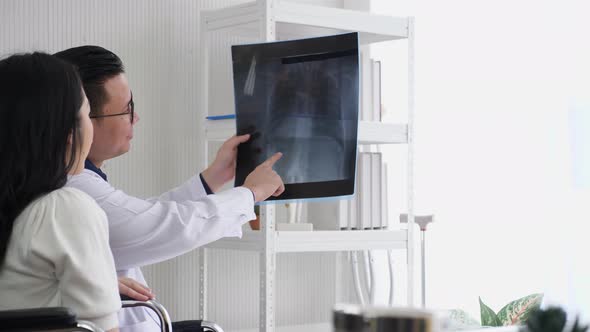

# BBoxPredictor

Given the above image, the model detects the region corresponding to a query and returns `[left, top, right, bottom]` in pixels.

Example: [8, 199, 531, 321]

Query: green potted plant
[480, 293, 544, 327]
[448, 293, 544, 329]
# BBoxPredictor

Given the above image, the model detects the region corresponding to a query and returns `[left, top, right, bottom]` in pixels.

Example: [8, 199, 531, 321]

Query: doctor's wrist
[247, 188, 256, 203]
[241, 185, 258, 203]
[199, 173, 214, 195]
[200, 169, 222, 193]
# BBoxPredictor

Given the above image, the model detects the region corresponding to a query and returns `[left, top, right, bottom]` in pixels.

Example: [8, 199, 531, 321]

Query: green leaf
[497, 293, 544, 326]
[447, 309, 481, 328]
[480, 297, 502, 327]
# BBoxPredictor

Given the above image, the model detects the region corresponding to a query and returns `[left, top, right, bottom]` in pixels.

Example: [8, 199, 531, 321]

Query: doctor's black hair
[0, 52, 84, 266]
[54, 45, 125, 117]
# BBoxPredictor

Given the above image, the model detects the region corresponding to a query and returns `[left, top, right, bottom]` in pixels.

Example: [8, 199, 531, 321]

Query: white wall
[372, 0, 590, 323]
[1, 0, 214, 195]
[1, 1, 347, 330]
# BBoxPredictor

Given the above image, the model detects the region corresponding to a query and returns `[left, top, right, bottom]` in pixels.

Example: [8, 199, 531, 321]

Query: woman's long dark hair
[0, 52, 84, 266]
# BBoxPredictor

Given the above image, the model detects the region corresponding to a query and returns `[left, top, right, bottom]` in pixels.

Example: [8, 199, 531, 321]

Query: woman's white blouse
[66, 169, 256, 332]
[0, 187, 121, 331]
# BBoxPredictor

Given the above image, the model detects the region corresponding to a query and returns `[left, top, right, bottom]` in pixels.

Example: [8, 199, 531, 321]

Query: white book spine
[350, 191, 358, 230]
[361, 51, 373, 121]
[370, 152, 382, 229]
[359, 152, 372, 229]
[359, 52, 364, 121]
[351, 156, 359, 229]
[338, 199, 349, 230]
[382, 162, 389, 229]
[372, 60, 382, 122]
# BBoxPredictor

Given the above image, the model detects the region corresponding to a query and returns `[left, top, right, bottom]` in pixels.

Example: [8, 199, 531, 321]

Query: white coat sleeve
[30, 188, 121, 331]
[148, 174, 208, 202]
[67, 171, 256, 270]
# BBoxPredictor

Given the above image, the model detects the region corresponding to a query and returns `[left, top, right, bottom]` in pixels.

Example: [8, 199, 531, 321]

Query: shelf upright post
[258, 4, 277, 332]
[406, 16, 416, 307]
[260, 204, 277, 332]
[198, 10, 212, 320]
[198, 243, 208, 319]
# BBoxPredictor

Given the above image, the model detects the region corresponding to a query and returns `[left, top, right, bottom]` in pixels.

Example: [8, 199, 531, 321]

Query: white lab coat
[67, 169, 256, 332]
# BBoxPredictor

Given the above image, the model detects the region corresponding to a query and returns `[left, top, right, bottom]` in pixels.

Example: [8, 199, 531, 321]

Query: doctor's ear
[67, 132, 73, 145]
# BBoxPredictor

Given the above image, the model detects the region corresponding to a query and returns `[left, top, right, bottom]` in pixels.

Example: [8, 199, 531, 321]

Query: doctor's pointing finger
[242, 152, 285, 202]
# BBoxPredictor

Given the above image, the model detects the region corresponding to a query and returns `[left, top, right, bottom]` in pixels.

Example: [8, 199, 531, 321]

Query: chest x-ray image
[232, 32, 359, 201]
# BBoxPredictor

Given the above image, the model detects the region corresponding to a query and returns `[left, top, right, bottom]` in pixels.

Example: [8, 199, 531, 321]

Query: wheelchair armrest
[119, 296, 224, 332]
[0, 307, 103, 331]
[162, 319, 225, 332]
[201, 320, 225, 332]
[120, 295, 173, 332]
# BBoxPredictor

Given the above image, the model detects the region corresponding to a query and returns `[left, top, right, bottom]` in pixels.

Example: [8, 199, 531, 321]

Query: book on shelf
[372, 60, 382, 122]
[360, 51, 373, 121]
[370, 152, 382, 229]
[303, 151, 389, 231]
[360, 56, 383, 122]
[343, 159, 360, 230]
[350, 152, 361, 229]
[381, 162, 389, 229]
[358, 152, 372, 229]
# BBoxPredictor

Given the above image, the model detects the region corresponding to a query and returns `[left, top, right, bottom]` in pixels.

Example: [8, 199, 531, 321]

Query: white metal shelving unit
[198, 1, 415, 331]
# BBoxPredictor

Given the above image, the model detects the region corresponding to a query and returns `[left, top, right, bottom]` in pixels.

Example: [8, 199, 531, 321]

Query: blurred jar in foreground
[333, 304, 436, 332]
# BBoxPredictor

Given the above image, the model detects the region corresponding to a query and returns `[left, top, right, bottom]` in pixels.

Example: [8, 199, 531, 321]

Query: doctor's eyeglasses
[90, 92, 134, 123]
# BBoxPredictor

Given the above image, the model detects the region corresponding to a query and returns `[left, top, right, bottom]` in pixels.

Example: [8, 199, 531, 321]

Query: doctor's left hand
[118, 277, 155, 301]
[201, 134, 250, 192]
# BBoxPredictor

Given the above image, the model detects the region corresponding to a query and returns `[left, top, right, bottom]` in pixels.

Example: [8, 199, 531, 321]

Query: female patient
[0, 53, 120, 331]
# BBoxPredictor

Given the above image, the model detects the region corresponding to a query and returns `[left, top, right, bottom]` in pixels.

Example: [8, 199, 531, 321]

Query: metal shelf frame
[205, 229, 408, 253]
[205, 119, 408, 145]
[198, 2, 416, 331]
[201, 1, 409, 43]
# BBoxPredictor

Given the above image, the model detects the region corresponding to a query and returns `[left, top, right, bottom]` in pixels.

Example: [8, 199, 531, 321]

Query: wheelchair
[0, 296, 223, 332]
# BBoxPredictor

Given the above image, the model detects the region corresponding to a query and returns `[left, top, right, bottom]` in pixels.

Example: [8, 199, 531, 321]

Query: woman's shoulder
[13, 187, 108, 247]
[56, 186, 105, 216]
[34, 186, 99, 209]
[51, 186, 97, 203]
[29, 187, 106, 227]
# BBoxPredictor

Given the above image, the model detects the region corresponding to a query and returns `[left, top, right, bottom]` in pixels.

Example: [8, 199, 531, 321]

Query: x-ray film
[232, 32, 359, 201]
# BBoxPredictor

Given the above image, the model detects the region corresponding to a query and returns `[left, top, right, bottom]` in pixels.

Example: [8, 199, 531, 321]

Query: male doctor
[55, 46, 284, 332]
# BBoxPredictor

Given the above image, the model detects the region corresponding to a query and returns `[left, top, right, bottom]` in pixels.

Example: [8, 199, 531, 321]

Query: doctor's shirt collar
[85, 159, 108, 182]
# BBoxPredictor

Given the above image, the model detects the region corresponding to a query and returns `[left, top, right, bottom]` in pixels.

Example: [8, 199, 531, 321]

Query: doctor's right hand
[242, 152, 285, 203]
